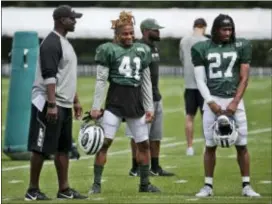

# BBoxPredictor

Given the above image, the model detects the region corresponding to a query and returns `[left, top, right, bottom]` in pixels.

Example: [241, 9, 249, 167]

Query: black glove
[82, 109, 104, 123]
[82, 111, 92, 123]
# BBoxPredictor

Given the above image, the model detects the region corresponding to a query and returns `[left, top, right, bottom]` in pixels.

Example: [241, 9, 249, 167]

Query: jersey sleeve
[40, 34, 62, 80]
[191, 42, 205, 67]
[142, 45, 152, 69]
[94, 43, 112, 67]
[240, 39, 252, 64]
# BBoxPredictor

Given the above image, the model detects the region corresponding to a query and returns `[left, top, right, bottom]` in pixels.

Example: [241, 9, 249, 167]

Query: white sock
[242, 176, 250, 183]
[205, 177, 213, 186]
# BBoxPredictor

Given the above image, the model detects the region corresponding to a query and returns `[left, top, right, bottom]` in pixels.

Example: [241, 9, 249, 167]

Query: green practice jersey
[191, 38, 252, 98]
[95, 42, 152, 87]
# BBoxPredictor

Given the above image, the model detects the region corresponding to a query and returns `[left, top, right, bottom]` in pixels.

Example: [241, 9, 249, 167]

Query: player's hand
[208, 102, 223, 116]
[73, 102, 83, 120]
[46, 106, 58, 123]
[226, 100, 239, 116]
[90, 109, 103, 120]
[145, 111, 154, 123]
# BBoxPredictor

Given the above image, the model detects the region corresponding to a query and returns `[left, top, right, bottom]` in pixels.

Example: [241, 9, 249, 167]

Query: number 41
[118, 56, 141, 80]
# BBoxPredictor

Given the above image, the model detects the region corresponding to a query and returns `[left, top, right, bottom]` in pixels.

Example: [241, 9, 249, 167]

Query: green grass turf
[1, 77, 271, 203]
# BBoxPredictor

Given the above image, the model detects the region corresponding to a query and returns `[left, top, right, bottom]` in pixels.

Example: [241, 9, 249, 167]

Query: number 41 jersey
[95, 42, 152, 87]
[191, 38, 252, 98]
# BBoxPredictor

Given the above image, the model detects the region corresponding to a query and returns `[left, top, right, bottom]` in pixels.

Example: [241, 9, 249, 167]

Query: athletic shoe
[88, 183, 101, 194]
[139, 183, 161, 193]
[24, 188, 50, 201]
[242, 185, 261, 197]
[195, 185, 213, 197]
[186, 147, 194, 156]
[69, 146, 80, 160]
[150, 166, 175, 176]
[129, 168, 140, 177]
[57, 188, 87, 199]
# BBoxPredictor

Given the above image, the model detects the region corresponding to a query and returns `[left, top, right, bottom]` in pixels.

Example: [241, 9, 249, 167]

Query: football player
[88, 11, 160, 193]
[191, 14, 260, 197]
[126, 18, 174, 177]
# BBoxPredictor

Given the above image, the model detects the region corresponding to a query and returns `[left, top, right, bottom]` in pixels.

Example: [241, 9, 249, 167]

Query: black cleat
[139, 183, 161, 193]
[69, 147, 80, 160]
[88, 183, 101, 194]
[24, 188, 51, 201]
[150, 166, 175, 177]
[57, 188, 87, 199]
[129, 168, 140, 177]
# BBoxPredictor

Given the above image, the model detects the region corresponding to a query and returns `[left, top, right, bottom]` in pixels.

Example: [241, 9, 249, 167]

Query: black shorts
[105, 82, 145, 118]
[28, 104, 73, 155]
[184, 89, 204, 116]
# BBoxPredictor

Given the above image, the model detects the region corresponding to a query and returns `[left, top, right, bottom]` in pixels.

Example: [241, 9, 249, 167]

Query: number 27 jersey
[191, 38, 252, 98]
[95, 42, 152, 87]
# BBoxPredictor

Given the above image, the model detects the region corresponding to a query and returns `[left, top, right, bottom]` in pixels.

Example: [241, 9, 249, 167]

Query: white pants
[203, 96, 248, 147]
[125, 100, 163, 141]
[101, 110, 149, 143]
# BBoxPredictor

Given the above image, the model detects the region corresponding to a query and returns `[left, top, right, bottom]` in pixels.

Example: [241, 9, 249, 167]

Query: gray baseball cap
[140, 18, 164, 30]
[53, 5, 83, 20]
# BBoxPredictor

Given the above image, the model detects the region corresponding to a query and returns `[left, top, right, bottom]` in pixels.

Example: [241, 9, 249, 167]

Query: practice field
[1, 77, 271, 203]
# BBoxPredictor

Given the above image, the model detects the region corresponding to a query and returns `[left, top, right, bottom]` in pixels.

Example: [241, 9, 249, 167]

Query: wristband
[47, 102, 56, 108]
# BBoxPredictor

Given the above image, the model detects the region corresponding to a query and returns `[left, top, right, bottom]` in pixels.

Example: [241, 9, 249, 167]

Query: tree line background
[2, 1, 272, 67]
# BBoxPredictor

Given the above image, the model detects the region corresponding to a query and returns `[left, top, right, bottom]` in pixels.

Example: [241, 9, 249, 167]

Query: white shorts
[125, 100, 163, 141]
[203, 96, 248, 147]
[101, 110, 149, 143]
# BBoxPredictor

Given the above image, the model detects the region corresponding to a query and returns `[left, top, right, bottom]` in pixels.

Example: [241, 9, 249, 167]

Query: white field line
[251, 98, 272, 105]
[2, 127, 271, 172]
[2, 107, 185, 130]
[79, 91, 183, 105]
[2, 78, 270, 96]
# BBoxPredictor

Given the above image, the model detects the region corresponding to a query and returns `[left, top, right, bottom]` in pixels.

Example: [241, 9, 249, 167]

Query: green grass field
[1, 77, 272, 203]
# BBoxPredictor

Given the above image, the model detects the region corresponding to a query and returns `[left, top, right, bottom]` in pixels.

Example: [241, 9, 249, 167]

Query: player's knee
[31, 150, 49, 160]
[235, 145, 248, 154]
[136, 140, 149, 153]
[205, 146, 217, 154]
[100, 138, 113, 152]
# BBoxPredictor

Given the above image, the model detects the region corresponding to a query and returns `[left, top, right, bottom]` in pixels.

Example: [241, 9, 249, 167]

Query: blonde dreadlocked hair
[111, 11, 135, 38]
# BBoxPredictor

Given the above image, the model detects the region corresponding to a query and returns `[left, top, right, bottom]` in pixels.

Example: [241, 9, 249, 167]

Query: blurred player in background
[126, 18, 174, 177]
[179, 18, 208, 156]
[88, 11, 161, 194]
[191, 14, 260, 197]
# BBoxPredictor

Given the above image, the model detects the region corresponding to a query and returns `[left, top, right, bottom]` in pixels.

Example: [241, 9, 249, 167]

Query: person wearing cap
[179, 18, 208, 156]
[125, 18, 175, 177]
[25, 5, 87, 200]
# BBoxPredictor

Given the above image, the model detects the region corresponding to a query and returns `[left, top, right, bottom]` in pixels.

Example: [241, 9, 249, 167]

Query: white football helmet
[78, 122, 105, 155]
[212, 114, 238, 148]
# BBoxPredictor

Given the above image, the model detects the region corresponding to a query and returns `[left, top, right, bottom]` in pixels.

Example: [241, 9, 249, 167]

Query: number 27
[208, 52, 237, 79]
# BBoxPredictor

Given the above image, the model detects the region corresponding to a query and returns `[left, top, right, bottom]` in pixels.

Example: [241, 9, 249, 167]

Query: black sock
[151, 157, 159, 170]
[242, 182, 250, 188]
[28, 187, 39, 192]
[59, 187, 69, 192]
[139, 165, 150, 186]
[205, 183, 213, 189]
[132, 158, 138, 170]
[94, 164, 104, 185]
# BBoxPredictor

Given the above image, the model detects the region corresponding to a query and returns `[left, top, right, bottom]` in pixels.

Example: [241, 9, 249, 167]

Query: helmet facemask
[213, 115, 238, 148]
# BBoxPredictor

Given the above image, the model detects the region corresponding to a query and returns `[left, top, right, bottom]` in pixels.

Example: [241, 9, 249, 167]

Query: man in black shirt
[25, 5, 87, 200]
[126, 18, 174, 177]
